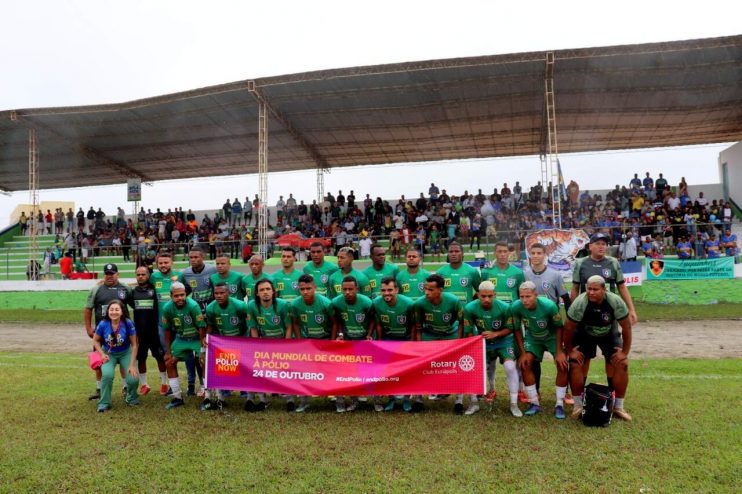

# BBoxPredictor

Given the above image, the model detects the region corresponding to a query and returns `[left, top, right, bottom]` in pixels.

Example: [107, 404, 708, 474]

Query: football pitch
[0, 352, 738, 493]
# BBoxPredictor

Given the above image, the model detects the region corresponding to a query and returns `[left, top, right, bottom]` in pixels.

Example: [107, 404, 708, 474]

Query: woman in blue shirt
[92, 300, 139, 412]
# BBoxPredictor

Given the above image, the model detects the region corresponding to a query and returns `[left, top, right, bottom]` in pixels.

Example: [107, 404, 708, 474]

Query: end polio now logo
[215, 348, 240, 376]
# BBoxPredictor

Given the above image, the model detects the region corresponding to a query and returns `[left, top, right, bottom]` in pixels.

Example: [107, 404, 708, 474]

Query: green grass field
[0, 353, 738, 492]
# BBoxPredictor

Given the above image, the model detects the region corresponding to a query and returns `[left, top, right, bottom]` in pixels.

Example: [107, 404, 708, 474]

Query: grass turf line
[0, 353, 738, 493]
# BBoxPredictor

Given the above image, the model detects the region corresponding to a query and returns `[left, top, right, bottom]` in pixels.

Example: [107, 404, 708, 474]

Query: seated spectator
[705, 232, 721, 258]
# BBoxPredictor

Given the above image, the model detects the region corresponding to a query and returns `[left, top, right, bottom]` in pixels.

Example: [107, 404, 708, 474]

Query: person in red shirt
[59, 252, 73, 279]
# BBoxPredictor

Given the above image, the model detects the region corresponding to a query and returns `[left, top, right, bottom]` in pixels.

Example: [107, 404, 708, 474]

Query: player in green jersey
[564, 275, 633, 421]
[436, 242, 481, 303]
[210, 255, 246, 300]
[328, 247, 372, 299]
[395, 248, 432, 300]
[201, 283, 249, 411]
[480, 241, 525, 304]
[374, 276, 416, 412]
[273, 247, 302, 302]
[247, 279, 294, 412]
[332, 277, 377, 413]
[303, 241, 338, 296]
[242, 255, 272, 301]
[414, 274, 471, 414]
[463, 281, 522, 417]
[161, 282, 207, 409]
[511, 282, 568, 419]
[290, 274, 338, 412]
[363, 244, 399, 299]
[150, 252, 181, 395]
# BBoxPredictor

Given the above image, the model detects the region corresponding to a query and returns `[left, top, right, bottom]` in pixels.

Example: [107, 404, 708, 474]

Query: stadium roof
[1, 34, 741, 192]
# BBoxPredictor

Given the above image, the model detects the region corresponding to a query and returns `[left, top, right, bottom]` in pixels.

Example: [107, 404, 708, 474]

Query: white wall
[719, 142, 742, 208]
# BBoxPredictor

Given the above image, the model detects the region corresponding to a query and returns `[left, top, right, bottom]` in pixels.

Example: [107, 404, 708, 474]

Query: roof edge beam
[247, 80, 328, 170]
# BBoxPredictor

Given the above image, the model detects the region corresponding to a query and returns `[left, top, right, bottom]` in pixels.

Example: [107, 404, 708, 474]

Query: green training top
[395, 268, 433, 300]
[510, 296, 563, 340]
[210, 271, 247, 301]
[272, 268, 303, 301]
[161, 298, 206, 339]
[436, 263, 481, 303]
[242, 272, 273, 302]
[328, 268, 372, 299]
[289, 294, 336, 339]
[150, 270, 182, 317]
[414, 292, 463, 338]
[247, 298, 291, 338]
[363, 262, 400, 298]
[302, 261, 339, 296]
[205, 297, 248, 336]
[331, 293, 375, 340]
[480, 263, 525, 303]
[373, 294, 415, 340]
[463, 299, 514, 342]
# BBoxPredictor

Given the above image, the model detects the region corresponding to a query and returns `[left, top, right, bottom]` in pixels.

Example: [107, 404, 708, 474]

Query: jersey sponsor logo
[444, 278, 452, 288]
[425, 313, 434, 322]
[401, 283, 409, 293]
[300, 314, 308, 323]
[257, 317, 266, 325]
[277, 282, 285, 291]
[155, 282, 163, 289]
[315, 314, 325, 324]
[380, 314, 390, 323]
[189, 280, 198, 288]
[458, 355, 476, 372]
[369, 279, 376, 288]
[396, 315, 407, 324]
[355, 313, 365, 323]
[442, 313, 452, 322]
[491, 278, 498, 287]
[506, 278, 515, 288]
[183, 315, 193, 325]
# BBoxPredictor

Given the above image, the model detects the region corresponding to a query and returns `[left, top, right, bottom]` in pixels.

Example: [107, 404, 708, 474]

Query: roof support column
[257, 98, 269, 259]
[316, 168, 325, 205]
[28, 129, 40, 276]
[543, 51, 562, 228]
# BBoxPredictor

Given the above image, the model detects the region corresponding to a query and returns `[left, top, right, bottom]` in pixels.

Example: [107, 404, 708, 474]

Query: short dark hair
[342, 276, 358, 286]
[309, 241, 324, 250]
[370, 243, 384, 254]
[190, 246, 204, 254]
[495, 241, 509, 249]
[426, 274, 445, 289]
[282, 246, 296, 255]
[381, 276, 397, 287]
[214, 282, 228, 290]
[298, 274, 314, 284]
[529, 242, 545, 252]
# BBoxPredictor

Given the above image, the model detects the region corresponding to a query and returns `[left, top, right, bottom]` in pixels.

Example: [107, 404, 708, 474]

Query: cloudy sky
[1, 1, 739, 217]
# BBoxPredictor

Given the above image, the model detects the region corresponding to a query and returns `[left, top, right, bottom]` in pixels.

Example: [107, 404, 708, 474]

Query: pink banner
[205, 335, 486, 396]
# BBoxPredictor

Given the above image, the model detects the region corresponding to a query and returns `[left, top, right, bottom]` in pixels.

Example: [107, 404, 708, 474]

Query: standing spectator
[359, 235, 373, 259]
[619, 232, 638, 261]
[19, 212, 28, 235]
[231, 198, 242, 227]
[222, 199, 232, 225]
[59, 252, 73, 279]
[655, 173, 668, 198]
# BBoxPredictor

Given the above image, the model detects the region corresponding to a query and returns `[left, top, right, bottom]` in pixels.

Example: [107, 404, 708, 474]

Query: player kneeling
[511, 282, 569, 419]
[564, 275, 633, 421]
[161, 282, 207, 409]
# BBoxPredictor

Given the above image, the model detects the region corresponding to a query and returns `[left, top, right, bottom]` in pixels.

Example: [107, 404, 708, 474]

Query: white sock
[455, 394, 464, 404]
[159, 371, 167, 384]
[96, 380, 101, 390]
[504, 360, 520, 396]
[525, 385, 539, 405]
[469, 394, 478, 403]
[204, 389, 212, 400]
[139, 373, 147, 386]
[614, 397, 625, 409]
[510, 393, 518, 405]
[556, 386, 567, 407]
[169, 378, 182, 399]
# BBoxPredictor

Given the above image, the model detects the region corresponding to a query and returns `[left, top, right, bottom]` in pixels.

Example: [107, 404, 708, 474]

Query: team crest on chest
[321, 275, 328, 283]
[418, 282, 425, 292]
[397, 315, 407, 324]
[183, 315, 193, 325]
[118, 289, 127, 299]
[355, 313, 365, 323]
[147, 289, 154, 297]
[315, 314, 325, 324]
[230, 316, 239, 325]
[602, 268, 611, 278]
[291, 282, 299, 290]
[491, 320, 502, 329]
[442, 313, 452, 322]
[272, 315, 280, 324]
[229, 285, 237, 294]
[542, 282, 551, 290]
[602, 312, 611, 322]
[506, 278, 515, 288]
[537, 320, 546, 329]
[460, 278, 468, 287]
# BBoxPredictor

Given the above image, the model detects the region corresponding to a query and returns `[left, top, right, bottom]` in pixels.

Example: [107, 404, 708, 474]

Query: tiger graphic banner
[205, 335, 486, 396]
